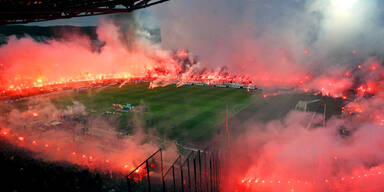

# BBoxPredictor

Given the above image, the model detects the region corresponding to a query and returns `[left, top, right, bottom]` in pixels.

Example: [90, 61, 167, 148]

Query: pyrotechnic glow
[240, 165, 384, 192]
[1, 12, 384, 191]
[0, 67, 315, 100]
[2, 131, 8, 136]
[1, 56, 383, 112]
[0, 129, 149, 174]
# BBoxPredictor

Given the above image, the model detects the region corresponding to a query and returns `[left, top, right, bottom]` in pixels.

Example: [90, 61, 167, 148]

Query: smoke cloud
[0, 98, 177, 174]
[224, 107, 384, 191]
[1, 0, 384, 190]
[0, 15, 196, 90]
[145, 1, 384, 191]
[151, 0, 384, 88]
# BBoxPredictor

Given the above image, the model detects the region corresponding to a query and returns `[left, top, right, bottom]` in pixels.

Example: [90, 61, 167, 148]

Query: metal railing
[127, 149, 164, 192]
[126, 148, 221, 192]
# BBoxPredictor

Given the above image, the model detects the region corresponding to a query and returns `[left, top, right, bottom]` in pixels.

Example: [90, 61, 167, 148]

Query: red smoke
[0, 99, 177, 176]
[0, 21, 314, 97]
[223, 57, 384, 191]
[224, 104, 384, 191]
[1, 25, 382, 100]
[2, 14, 384, 192]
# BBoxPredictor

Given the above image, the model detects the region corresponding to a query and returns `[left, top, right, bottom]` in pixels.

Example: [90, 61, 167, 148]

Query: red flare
[345, 71, 351, 77]
[1, 131, 8, 136]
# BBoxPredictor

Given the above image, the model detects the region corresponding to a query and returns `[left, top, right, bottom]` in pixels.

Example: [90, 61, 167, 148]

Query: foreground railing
[127, 147, 221, 192]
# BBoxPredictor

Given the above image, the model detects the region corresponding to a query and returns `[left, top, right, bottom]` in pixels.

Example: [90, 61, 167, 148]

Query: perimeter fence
[127, 147, 221, 192]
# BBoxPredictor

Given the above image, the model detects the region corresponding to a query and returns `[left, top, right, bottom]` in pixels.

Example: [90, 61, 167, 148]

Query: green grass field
[50, 83, 254, 144]
[6, 83, 342, 146]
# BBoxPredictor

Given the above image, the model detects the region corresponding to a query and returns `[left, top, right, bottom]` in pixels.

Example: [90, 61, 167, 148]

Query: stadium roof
[0, 0, 169, 25]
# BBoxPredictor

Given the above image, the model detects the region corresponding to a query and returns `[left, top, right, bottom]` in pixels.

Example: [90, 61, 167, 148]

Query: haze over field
[2, 0, 384, 191]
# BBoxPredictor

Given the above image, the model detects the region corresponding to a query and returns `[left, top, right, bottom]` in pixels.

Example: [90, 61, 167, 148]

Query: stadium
[2, 0, 384, 192]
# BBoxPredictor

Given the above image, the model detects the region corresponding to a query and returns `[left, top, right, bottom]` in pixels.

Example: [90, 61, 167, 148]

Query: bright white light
[332, 0, 358, 10]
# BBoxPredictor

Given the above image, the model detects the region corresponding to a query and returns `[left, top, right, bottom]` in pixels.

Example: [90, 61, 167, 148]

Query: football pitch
[50, 83, 253, 144]
[42, 83, 341, 145]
